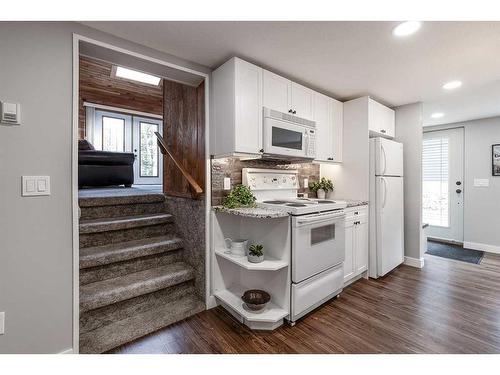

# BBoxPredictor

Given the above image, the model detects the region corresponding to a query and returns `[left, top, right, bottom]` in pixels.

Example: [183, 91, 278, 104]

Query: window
[102, 116, 125, 152]
[139, 121, 159, 177]
[422, 137, 449, 227]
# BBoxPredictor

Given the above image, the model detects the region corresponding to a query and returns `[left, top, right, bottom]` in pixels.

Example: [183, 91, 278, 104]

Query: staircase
[78, 190, 205, 353]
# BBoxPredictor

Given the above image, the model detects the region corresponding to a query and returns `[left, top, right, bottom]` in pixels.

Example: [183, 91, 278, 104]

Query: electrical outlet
[223, 177, 231, 190]
[0, 312, 5, 335]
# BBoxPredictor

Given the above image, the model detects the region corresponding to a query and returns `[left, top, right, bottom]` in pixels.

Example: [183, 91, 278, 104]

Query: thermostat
[0, 101, 21, 125]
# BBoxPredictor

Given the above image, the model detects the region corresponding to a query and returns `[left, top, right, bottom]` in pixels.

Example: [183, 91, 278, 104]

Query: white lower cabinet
[344, 206, 369, 284]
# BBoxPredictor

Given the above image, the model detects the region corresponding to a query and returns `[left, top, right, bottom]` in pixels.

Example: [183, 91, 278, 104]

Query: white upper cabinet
[263, 70, 314, 121]
[313, 92, 331, 161]
[368, 98, 395, 138]
[262, 70, 291, 114]
[212, 57, 263, 156]
[290, 82, 314, 120]
[313, 92, 343, 163]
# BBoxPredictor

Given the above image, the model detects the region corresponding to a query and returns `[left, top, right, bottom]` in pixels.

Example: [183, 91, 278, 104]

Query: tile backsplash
[211, 157, 320, 206]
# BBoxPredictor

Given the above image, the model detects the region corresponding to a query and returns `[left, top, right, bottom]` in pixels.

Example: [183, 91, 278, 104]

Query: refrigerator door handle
[381, 177, 387, 208]
[381, 144, 387, 175]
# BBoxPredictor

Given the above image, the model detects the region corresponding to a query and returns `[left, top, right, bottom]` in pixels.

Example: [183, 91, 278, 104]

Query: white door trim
[84, 102, 163, 120]
[72, 33, 211, 354]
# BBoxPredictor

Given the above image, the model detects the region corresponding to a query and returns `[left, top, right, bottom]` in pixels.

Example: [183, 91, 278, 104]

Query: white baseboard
[404, 256, 425, 268]
[59, 348, 74, 354]
[464, 241, 500, 254]
[206, 295, 217, 309]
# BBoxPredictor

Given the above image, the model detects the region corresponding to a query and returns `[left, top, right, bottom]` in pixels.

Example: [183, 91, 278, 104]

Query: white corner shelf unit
[214, 284, 289, 330]
[214, 248, 288, 271]
[211, 210, 291, 330]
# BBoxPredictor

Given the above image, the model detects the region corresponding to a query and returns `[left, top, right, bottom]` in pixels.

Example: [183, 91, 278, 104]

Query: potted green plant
[248, 244, 264, 263]
[223, 184, 257, 209]
[309, 177, 334, 199]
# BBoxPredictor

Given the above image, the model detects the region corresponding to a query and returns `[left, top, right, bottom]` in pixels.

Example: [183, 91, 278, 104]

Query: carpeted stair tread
[80, 295, 205, 353]
[78, 189, 165, 207]
[80, 235, 184, 269]
[79, 213, 172, 234]
[80, 262, 194, 312]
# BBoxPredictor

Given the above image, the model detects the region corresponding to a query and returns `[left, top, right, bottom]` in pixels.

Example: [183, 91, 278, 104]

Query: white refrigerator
[369, 137, 405, 278]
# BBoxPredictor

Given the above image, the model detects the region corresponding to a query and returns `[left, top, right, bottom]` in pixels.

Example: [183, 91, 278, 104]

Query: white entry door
[132, 116, 163, 185]
[422, 128, 464, 242]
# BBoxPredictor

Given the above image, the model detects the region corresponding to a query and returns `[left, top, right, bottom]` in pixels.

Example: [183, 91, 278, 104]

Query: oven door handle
[295, 212, 345, 225]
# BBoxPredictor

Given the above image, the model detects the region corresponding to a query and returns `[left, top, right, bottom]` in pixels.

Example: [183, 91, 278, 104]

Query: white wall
[425, 116, 500, 252]
[395, 103, 423, 261]
[0, 22, 210, 354]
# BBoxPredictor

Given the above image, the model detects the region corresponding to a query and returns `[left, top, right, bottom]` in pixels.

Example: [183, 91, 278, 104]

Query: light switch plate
[223, 177, 231, 190]
[474, 178, 489, 187]
[0, 312, 4, 335]
[22, 176, 51, 196]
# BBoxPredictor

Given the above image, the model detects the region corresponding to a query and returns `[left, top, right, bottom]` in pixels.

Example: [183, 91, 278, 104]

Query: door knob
[456, 189, 462, 194]
[456, 181, 462, 185]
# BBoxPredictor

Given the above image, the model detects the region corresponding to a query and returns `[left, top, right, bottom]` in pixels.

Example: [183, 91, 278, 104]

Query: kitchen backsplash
[211, 157, 320, 206]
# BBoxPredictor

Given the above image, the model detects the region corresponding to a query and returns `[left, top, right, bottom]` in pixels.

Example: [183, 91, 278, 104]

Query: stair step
[79, 190, 165, 207]
[80, 295, 205, 353]
[79, 213, 172, 234]
[80, 236, 184, 269]
[80, 262, 194, 312]
[80, 201, 167, 220]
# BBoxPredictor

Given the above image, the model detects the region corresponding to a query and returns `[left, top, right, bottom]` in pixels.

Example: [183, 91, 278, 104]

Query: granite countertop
[212, 206, 289, 219]
[342, 199, 369, 208]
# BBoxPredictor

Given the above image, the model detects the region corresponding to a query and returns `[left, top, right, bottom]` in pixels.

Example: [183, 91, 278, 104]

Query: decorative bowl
[241, 289, 271, 311]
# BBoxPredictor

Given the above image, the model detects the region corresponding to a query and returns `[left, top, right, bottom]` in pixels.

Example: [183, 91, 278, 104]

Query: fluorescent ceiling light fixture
[392, 21, 421, 37]
[114, 66, 161, 86]
[431, 112, 444, 119]
[442, 80, 463, 90]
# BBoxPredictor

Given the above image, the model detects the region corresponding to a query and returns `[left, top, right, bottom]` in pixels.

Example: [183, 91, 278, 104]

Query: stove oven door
[292, 210, 345, 283]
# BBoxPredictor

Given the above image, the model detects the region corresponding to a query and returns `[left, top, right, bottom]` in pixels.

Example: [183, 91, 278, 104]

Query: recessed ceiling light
[442, 80, 462, 90]
[392, 21, 421, 37]
[431, 112, 444, 119]
[113, 66, 161, 86]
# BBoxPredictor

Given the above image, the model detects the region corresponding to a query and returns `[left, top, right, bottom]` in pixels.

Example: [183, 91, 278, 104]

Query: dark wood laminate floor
[109, 253, 500, 354]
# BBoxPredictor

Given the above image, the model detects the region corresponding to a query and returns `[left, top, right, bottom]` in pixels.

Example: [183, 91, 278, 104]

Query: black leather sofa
[78, 140, 135, 188]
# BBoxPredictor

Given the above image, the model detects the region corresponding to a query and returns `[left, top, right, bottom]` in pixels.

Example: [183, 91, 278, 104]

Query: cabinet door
[291, 82, 314, 120]
[331, 99, 343, 162]
[368, 98, 395, 138]
[313, 92, 331, 162]
[344, 219, 355, 282]
[263, 70, 291, 114]
[355, 219, 368, 274]
[234, 59, 263, 153]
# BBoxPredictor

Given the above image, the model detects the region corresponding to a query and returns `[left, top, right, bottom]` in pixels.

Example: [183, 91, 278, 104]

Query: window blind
[422, 137, 449, 227]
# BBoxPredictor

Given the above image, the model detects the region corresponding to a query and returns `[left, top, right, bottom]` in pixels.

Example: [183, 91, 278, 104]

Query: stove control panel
[242, 168, 298, 191]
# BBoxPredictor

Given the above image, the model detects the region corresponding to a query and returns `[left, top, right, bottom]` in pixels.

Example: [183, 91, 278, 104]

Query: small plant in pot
[248, 244, 264, 263]
[223, 184, 257, 209]
[309, 177, 334, 199]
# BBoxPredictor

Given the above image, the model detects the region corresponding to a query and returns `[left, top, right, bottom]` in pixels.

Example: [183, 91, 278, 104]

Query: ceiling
[82, 21, 500, 126]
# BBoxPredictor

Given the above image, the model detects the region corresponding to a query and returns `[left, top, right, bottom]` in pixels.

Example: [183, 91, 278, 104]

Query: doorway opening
[422, 127, 483, 264]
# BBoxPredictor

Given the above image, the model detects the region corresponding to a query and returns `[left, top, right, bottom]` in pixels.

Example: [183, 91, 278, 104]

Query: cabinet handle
[288, 109, 293, 113]
[292, 110, 297, 114]
[259, 149, 264, 153]
[327, 157, 333, 161]
[354, 211, 359, 215]
[381, 129, 386, 133]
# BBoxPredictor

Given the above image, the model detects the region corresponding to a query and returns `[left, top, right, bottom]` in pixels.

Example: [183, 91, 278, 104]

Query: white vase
[248, 253, 264, 263]
[326, 190, 334, 199]
[316, 189, 326, 199]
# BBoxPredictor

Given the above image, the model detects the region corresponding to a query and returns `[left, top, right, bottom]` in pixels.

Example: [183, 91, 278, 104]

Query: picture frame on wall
[493, 144, 500, 176]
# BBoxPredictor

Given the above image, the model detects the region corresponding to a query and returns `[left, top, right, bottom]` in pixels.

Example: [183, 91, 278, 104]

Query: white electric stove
[242, 168, 347, 215]
[242, 168, 346, 324]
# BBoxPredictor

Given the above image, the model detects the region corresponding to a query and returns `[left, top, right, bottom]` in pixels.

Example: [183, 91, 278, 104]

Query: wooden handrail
[154, 131, 203, 197]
